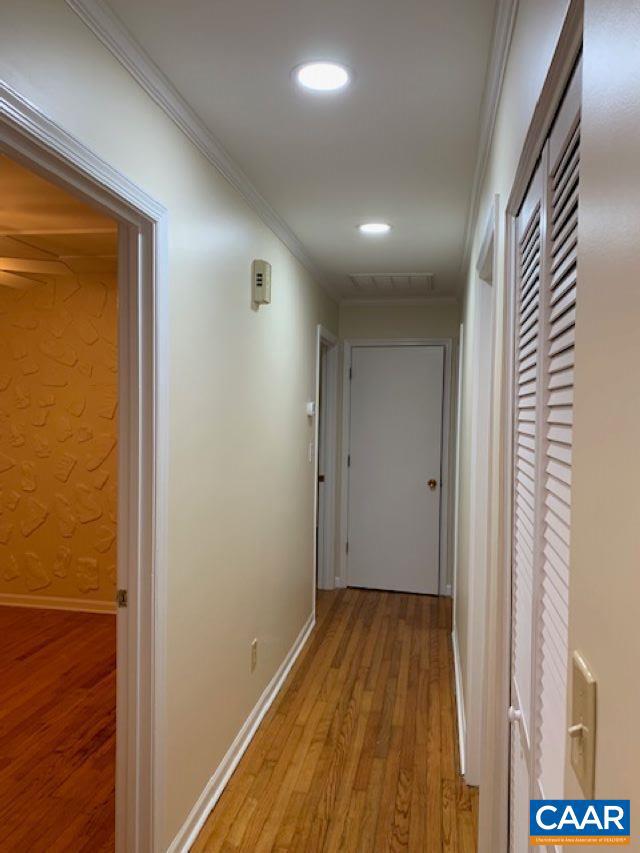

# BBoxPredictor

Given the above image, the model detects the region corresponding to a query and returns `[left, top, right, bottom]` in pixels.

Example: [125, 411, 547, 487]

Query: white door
[509, 59, 581, 850]
[510, 157, 543, 853]
[347, 344, 444, 594]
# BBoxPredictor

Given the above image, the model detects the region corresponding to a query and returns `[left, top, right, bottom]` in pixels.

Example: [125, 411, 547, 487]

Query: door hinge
[347, 454, 351, 467]
[346, 541, 349, 554]
[349, 367, 352, 380]
[116, 589, 128, 608]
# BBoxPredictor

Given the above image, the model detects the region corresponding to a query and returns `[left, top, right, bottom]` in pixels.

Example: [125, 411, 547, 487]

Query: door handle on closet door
[508, 706, 522, 724]
[427, 479, 438, 490]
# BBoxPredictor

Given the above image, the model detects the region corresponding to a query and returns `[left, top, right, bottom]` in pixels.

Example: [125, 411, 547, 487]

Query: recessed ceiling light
[359, 222, 391, 235]
[295, 61, 351, 92]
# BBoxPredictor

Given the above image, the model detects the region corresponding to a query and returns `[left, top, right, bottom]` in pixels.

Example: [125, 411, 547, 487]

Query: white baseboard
[334, 576, 347, 589]
[451, 628, 466, 777]
[167, 611, 316, 853]
[0, 592, 116, 615]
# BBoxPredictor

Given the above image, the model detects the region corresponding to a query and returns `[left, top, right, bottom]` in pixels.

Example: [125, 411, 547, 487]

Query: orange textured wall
[0, 269, 118, 606]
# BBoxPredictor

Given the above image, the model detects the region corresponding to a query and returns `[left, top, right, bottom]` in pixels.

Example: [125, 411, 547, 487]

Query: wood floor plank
[194, 589, 478, 853]
[0, 606, 115, 852]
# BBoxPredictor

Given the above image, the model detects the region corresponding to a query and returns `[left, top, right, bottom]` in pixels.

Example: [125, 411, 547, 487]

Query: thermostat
[252, 259, 271, 304]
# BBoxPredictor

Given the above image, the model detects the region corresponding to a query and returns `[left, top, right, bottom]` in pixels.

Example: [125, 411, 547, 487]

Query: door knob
[508, 706, 522, 724]
[427, 479, 438, 490]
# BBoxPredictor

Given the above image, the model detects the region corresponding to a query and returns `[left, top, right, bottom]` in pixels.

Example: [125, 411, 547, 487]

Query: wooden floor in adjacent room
[193, 587, 478, 853]
[0, 606, 116, 852]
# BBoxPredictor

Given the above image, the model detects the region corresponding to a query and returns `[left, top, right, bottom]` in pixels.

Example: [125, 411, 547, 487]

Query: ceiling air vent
[347, 273, 435, 297]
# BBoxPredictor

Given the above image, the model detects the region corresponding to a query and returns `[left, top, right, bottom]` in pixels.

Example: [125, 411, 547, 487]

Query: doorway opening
[314, 325, 338, 593]
[1, 78, 166, 851]
[0, 153, 118, 848]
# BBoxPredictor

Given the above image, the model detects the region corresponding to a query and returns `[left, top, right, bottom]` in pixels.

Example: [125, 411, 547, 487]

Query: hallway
[193, 589, 477, 852]
[3, 1, 640, 848]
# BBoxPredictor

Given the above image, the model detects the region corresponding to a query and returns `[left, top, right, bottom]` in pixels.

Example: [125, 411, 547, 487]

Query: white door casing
[465, 197, 498, 787]
[314, 325, 338, 592]
[346, 343, 445, 595]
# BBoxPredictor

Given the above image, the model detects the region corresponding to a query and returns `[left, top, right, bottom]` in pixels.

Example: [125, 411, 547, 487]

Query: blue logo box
[530, 800, 630, 845]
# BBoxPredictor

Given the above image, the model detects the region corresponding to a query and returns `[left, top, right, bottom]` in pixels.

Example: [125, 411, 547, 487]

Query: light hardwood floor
[0, 606, 116, 852]
[193, 588, 478, 852]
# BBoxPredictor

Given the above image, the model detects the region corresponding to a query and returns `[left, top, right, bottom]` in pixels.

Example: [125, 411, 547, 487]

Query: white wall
[566, 0, 640, 824]
[0, 2, 337, 845]
[339, 299, 460, 340]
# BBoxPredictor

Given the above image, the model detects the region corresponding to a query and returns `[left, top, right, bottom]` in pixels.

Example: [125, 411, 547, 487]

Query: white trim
[339, 296, 459, 307]
[334, 576, 347, 589]
[460, 0, 518, 272]
[0, 83, 165, 221]
[339, 338, 452, 594]
[464, 195, 499, 788]
[0, 80, 168, 853]
[476, 198, 498, 282]
[65, 0, 328, 294]
[452, 627, 467, 777]
[167, 612, 316, 853]
[314, 326, 339, 592]
[452, 322, 464, 629]
[0, 593, 117, 615]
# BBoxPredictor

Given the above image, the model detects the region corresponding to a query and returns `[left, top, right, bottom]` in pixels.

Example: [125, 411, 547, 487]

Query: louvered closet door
[536, 58, 582, 801]
[510, 161, 543, 853]
[509, 58, 582, 850]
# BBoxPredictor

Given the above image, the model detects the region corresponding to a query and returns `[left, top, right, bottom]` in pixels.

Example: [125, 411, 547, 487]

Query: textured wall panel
[0, 257, 118, 604]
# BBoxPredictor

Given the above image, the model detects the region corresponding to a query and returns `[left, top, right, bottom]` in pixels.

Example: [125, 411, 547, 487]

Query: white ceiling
[106, 0, 497, 299]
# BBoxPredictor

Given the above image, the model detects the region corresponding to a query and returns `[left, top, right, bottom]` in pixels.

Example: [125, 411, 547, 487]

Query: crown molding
[460, 0, 519, 274]
[65, 0, 329, 290]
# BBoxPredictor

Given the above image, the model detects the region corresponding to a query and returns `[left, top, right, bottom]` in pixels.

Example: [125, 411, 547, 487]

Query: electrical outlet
[251, 638, 258, 672]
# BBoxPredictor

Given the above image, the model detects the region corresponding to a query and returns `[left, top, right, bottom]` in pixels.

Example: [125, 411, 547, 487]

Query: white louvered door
[510, 161, 544, 853]
[509, 58, 582, 846]
[536, 58, 581, 802]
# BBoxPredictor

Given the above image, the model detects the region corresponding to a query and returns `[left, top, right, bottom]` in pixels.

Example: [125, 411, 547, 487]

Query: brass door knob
[427, 479, 438, 490]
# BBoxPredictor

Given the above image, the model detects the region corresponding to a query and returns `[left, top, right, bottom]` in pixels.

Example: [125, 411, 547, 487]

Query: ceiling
[106, 0, 497, 300]
[0, 155, 117, 290]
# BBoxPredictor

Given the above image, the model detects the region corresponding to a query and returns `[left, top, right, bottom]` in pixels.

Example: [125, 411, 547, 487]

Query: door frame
[338, 338, 452, 594]
[0, 82, 168, 852]
[486, 2, 584, 849]
[313, 325, 339, 593]
[463, 196, 499, 787]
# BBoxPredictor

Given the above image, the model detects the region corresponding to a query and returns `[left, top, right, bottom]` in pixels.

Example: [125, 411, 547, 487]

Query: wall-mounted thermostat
[252, 259, 272, 304]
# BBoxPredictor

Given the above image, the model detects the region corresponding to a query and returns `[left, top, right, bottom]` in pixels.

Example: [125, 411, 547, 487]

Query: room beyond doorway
[0, 153, 118, 849]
